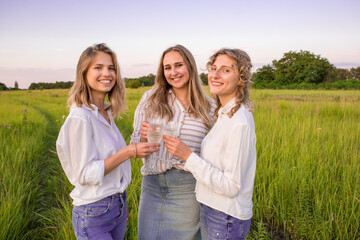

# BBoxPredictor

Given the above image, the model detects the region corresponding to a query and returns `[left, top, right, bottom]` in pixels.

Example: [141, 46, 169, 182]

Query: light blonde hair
[145, 45, 213, 128]
[207, 48, 253, 121]
[68, 43, 127, 118]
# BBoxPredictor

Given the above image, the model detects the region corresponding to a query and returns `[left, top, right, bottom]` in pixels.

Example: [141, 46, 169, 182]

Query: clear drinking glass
[147, 120, 163, 162]
[162, 121, 178, 161]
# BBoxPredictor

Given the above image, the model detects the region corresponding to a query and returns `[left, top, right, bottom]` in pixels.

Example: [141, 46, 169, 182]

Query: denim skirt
[138, 168, 201, 240]
[72, 191, 127, 240]
[200, 203, 251, 240]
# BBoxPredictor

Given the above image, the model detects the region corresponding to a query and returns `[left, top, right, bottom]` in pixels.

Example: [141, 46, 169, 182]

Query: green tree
[349, 67, 360, 79]
[272, 50, 334, 85]
[334, 68, 351, 80]
[200, 73, 208, 85]
[125, 74, 156, 87]
[27, 81, 73, 90]
[252, 65, 275, 88]
[0, 82, 8, 91]
[14, 81, 19, 89]
[126, 79, 141, 89]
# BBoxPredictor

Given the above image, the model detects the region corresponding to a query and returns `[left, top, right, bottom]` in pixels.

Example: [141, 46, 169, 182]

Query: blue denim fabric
[200, 204, 251, 240]
[72, 191, 127, 240]
[138, 168, 201, 240]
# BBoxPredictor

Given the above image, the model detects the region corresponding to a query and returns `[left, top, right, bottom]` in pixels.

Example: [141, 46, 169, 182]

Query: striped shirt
[131, 89, 216, 176]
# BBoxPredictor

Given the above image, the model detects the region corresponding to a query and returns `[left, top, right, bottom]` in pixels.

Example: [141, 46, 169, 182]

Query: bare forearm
[104, 145, 132, 175]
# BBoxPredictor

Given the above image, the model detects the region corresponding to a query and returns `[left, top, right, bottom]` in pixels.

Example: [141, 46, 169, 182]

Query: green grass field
[0, 88, 359, 239]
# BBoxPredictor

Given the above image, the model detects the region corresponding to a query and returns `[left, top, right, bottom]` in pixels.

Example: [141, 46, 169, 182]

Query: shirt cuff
[184, 152, 199, 173]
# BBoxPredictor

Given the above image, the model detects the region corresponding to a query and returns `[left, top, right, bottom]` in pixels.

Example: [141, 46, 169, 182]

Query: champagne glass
[162, 121, 178, 161]
[147, 120, 163, 162]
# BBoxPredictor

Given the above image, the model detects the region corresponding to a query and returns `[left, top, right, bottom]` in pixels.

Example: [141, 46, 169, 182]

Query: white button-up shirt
[184, 98, 256, 220]
[56, 104, 131, 206]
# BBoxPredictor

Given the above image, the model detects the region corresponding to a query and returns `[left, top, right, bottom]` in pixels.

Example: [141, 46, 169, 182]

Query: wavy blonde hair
[67, 43, 127, 118]
[145, 45, 213, 128]
[207, 48, 253, 121]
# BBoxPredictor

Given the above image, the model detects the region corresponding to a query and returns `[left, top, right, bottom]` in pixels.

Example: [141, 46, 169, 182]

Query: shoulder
[232, 105, 255, 132]
[139, 89, 154, 103]
[67, 106, 91, 122]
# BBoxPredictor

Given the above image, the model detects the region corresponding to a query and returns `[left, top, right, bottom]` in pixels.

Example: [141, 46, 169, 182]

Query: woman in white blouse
[164, 48, 256, 240]
[131, 45, 215, 239]
[56, 43, 159, 240]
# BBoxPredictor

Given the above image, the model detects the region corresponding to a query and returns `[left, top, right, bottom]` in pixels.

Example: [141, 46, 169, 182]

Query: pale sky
[1, 0, 359, 89]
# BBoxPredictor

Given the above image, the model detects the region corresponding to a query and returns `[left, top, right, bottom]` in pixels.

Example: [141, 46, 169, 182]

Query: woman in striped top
[131, 45, 215, 240]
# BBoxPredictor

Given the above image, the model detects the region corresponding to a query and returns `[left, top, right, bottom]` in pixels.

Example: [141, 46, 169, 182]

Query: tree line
[251, 50, 360, 89]
[1, 50, 359, 91]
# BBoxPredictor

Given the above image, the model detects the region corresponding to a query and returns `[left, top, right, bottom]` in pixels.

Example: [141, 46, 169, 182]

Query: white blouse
[184, 98, 256, 220]
[56, 104, 131, 206]
[131, 89, 215, 175]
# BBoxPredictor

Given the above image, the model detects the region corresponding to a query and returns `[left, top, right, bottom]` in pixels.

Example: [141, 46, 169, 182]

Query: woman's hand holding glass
[162, 121, 178, 161]
[134, 142, 160, 158]
[140, 120, 163, 163]
[140, 121, 150, 142]
[163, 135, 192, 162]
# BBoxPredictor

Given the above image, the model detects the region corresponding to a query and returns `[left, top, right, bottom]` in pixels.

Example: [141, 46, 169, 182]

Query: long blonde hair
[207, 48, 253, 121]
[145, 45, 213, 128]
[67, 43, 127, 118]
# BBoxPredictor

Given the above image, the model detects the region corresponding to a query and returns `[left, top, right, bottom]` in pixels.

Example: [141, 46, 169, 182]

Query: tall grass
[0, 88, 359, 239]
[250, 90, 360, 239]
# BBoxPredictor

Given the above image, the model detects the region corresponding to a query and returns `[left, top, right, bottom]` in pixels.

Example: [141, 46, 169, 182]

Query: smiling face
[86, 51, 116, 100]
[163, 50, 190, 91]
[208, 54, 240, 106]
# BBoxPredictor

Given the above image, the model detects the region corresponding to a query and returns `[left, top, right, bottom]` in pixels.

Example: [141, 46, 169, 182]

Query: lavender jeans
[200, 203, 251, 240]
[72, 191, 127, 240]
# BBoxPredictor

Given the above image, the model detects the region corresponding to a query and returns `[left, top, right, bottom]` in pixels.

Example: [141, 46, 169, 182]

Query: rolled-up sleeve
[56, 116, 104, 186]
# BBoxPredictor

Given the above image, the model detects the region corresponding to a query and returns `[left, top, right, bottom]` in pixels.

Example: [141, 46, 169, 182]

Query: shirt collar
[168, 88, 186, 111]
[82, 103, 99, 115]
[218, 97, 236, 115]
[80, 103, 112, 125]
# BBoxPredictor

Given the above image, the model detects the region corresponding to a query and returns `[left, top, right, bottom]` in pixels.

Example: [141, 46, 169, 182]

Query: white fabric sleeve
[56, 116, 104, 186]
[130, 91, 149, 143]
[184, 124, 255, 198]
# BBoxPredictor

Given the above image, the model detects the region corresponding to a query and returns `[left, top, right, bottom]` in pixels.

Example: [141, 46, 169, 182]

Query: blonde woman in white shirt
[56, 43, 159, 240]
[164, 48, 256, 240]
[131, 45, 215, 239]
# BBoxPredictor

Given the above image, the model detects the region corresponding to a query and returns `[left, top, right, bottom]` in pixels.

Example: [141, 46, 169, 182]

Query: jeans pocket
[87, 202, 111, 218]
[72, 208, 87, 238]
[115, 193, 127, 220]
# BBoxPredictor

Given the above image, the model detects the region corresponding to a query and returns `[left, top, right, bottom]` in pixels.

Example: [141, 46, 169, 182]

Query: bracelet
[131, 142, 137, 159]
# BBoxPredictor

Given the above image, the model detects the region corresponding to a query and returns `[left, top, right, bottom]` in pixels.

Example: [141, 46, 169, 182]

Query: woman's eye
[210, 67, 216, 72]
[164, 67, 171, 71]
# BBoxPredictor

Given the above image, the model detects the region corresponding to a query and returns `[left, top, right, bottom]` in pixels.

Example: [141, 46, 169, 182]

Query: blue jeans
[200, 204, 251, 240]
[138, 168, 201, 240]
[72, 192, 127, 240]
